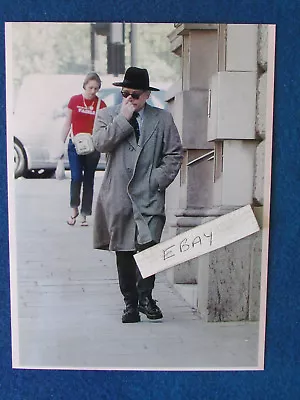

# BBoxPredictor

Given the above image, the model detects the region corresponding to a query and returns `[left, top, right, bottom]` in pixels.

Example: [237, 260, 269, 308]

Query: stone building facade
[162, 24, 273, 322]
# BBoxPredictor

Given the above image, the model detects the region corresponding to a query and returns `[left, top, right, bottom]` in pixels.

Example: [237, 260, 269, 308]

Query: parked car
[13, 73, 170, 179]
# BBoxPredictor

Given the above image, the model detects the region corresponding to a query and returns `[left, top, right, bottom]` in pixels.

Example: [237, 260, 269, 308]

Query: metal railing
[186, 150, 214, 167]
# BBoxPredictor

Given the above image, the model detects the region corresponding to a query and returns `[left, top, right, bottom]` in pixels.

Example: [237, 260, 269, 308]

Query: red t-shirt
[68, 94, 106, 135]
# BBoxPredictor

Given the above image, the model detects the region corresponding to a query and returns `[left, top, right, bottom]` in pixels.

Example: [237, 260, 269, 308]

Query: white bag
[73, 133, 95, 156]
[55, 158, 65, 180]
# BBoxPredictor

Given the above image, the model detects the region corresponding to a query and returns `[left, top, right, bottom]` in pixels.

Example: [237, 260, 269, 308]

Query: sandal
[80, 216, 88, 227]
[67, 212, 79, 226]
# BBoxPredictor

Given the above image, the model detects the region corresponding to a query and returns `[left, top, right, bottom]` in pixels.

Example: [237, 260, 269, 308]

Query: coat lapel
[126, 128, 137, 149]
[139, 103, 159, 148]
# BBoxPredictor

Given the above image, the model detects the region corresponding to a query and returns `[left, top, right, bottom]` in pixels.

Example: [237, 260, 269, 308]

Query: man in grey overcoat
[92, 67, 183, 323]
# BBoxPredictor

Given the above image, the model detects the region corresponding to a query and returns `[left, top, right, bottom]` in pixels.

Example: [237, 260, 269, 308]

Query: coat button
[127, 168, 132, 173]
[129, 146, 134, 151]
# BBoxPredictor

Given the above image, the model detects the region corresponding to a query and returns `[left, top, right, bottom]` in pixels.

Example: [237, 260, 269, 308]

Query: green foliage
[12, 23, 91, 92]
[11, 22, 181, 94]
[125, 23, 181, 82]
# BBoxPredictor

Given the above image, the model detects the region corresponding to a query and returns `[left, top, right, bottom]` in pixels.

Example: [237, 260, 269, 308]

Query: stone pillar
[165, 24, 218, 287]
[203, 24, 262, 321]
[165, 24, 269, 322]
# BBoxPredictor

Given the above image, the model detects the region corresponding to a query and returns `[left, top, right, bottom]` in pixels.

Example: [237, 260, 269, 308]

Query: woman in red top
[61, 72, 106, 226]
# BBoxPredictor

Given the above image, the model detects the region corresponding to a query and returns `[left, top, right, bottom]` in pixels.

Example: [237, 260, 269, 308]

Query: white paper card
[134, 204, 260, 278]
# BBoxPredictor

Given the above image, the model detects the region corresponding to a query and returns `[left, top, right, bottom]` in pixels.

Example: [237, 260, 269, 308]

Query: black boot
[116, 251, 140, 323]
[139, 294, 163, 320]
[136, 264, 162, 320]
[122, 304, 141, 323]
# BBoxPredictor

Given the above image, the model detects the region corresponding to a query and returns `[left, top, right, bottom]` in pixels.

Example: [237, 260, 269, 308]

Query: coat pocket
[149, 168, 160, 192]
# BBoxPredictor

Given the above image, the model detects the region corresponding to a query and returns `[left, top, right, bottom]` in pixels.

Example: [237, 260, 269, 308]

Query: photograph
[6, 22, 275, 371]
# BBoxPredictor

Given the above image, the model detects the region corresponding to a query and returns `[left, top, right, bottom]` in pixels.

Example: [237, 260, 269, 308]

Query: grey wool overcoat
[92, 102, 183, 251]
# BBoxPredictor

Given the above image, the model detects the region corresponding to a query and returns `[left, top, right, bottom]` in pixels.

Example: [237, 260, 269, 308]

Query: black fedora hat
[113, 67, 160, 91]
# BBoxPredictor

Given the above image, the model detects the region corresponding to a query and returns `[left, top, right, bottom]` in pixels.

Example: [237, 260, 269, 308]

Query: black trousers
[116, 241, 156, 308]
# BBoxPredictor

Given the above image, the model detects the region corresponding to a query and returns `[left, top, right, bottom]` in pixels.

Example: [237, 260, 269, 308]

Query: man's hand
[120, 98, 135, 121]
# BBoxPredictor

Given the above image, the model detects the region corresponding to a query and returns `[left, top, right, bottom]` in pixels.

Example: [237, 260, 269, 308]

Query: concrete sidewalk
[12, 174, 260, 370]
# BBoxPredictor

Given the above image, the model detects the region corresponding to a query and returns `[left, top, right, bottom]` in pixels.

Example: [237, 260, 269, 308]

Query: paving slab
[11, 173, 260, 370]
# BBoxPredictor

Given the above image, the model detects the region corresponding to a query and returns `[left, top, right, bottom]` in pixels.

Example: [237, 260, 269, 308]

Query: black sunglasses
[121, 90, 144, 100]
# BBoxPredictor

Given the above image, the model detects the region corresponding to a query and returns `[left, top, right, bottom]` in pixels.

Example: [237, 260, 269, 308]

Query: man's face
[121, 88, 150, 111]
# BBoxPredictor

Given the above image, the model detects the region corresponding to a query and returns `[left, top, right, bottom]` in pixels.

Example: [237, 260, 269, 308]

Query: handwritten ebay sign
[134, 205, 259, 279]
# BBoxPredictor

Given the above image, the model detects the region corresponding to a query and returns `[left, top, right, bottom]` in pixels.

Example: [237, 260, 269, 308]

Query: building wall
[164, 24, 269, 322]
[255, 24, 268, 205]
